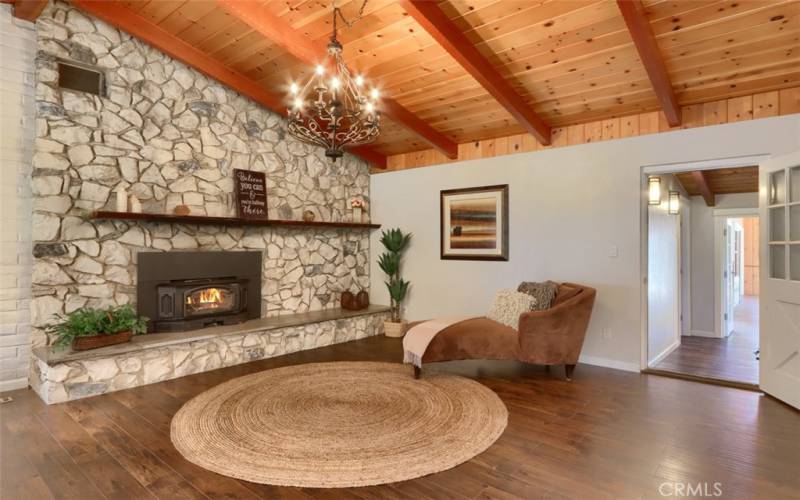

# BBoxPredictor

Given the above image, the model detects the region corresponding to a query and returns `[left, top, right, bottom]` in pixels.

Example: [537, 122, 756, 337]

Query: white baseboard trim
[689, 329, 719, 338]
[647, 338, 681, 366]
[0, 377, 28, 393]
[578, 354, 640, 373]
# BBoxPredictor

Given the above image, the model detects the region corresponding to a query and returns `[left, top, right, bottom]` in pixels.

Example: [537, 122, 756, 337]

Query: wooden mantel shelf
[90, 211, 381, 229]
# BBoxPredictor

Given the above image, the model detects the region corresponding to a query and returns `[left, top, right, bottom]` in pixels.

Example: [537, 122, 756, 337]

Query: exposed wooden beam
[673, 175, 691, 199]
[67, 0, 386, 169]
[216, 0, 323, 66]
[12, 0, 48, 21]
[216, 0, 458, 159]
[691, 170, 716, 206]
[400, 0, 551, 145]
[617, 0, 681, 127]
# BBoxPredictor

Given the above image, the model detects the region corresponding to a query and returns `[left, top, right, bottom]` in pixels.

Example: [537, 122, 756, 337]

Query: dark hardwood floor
[2, 333, 798, 499]
[653, 296, 760, 385]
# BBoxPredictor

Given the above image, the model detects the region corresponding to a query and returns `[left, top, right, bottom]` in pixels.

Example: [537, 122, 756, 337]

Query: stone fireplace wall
[29, 2, 372, 347]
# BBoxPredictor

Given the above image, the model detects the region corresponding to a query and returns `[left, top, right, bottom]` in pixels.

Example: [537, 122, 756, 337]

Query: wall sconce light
[668, 191, 680, 215]
[648, 176, 662, 205]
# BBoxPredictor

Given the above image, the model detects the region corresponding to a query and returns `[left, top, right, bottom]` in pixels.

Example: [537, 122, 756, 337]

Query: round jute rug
[170, 361, 507, 487]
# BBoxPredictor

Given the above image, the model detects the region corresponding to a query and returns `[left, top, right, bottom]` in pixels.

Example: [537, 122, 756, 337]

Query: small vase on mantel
[350, 197, 365, 223]
[356, 290, 369, 309]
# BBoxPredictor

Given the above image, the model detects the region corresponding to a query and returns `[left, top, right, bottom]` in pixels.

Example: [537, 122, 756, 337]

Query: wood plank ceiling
[63, 0, 800, 161]
[675, 166, 759, 203]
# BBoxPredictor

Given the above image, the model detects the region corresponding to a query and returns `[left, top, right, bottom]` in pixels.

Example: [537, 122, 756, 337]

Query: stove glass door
[184, 286, 236, 316]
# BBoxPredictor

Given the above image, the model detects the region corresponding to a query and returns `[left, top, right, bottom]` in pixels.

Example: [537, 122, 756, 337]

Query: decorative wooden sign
[233, 169, 268, 220]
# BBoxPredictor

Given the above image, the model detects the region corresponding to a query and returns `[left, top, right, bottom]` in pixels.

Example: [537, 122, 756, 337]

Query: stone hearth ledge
[30, 306, 390, 404]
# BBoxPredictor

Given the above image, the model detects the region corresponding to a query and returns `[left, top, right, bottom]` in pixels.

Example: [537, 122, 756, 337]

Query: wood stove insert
[137, 251, 261, 332]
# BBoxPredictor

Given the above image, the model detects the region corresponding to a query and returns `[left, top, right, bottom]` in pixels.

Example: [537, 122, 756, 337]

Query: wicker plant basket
[72, 330, 133, 351]
[384, 320, 408, 338]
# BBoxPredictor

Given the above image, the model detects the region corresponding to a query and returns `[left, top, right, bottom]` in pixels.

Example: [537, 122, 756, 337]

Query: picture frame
[440, 184, 509, 261]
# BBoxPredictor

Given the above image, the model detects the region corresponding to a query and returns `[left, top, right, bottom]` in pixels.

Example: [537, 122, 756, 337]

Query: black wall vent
[57, 61, 105, 96]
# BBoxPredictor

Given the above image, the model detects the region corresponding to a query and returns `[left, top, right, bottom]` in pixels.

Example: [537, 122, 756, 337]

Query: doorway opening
[720, 216, 760, 382]
[645, 166, 760, 388]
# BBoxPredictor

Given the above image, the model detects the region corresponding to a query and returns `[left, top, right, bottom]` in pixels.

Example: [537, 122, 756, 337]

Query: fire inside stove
[185, 287, 234, 315]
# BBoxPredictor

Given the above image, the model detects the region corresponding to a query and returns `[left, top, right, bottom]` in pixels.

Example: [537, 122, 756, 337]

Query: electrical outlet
[602, 328, 612, 340]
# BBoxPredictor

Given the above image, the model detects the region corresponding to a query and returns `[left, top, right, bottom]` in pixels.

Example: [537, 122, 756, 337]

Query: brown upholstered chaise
[413, 283, 596, 380]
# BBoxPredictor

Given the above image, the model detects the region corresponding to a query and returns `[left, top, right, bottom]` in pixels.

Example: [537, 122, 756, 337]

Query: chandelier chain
[332, 0, 368, 40]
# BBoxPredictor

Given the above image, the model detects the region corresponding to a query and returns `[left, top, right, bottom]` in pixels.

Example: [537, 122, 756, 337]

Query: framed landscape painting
[440, 184, 509, 261]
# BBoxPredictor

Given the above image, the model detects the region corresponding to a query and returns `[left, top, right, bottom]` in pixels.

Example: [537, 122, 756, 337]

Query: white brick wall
[0, 5, 36, 392]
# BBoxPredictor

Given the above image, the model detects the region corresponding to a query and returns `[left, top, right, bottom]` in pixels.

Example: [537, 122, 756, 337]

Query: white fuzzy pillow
[487, 290, 537, 330]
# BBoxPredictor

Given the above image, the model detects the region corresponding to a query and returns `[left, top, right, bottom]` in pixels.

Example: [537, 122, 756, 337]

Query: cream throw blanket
[403, 317, 476, 368]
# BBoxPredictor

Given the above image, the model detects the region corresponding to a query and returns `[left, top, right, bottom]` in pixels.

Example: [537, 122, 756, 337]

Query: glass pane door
[770, 167, 800, 281]
[791, 166, 800, 281]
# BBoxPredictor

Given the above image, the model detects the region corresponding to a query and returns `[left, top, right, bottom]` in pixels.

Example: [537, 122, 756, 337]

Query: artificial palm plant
[378, 228, 411, 325]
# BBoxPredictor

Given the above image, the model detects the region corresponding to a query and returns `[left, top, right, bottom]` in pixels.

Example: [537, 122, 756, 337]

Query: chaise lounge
[412, 283, 596, 380]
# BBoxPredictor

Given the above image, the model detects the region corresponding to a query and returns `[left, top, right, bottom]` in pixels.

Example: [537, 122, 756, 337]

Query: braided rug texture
[170, 361, 507, 487]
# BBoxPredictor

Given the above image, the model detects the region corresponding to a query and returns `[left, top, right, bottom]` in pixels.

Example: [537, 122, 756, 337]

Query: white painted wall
[688, 192, 758, 336]
[0, 5, 36, 391]
[647, 176, 681, 365]
[370, 115, 800, 372]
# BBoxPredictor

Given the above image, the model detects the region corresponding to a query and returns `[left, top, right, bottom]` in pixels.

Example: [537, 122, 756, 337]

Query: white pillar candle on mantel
[353, 207, 362, 222]
[129, 194, 142, 213]
[114, 185, 128, 212]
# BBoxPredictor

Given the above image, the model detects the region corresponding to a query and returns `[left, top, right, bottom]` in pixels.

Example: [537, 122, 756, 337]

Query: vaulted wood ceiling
[21, 0, 800, 166]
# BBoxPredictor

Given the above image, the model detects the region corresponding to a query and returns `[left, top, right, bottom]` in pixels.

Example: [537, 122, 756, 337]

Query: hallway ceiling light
[648, 176, 662, 205]
[668, 190, 680, 215]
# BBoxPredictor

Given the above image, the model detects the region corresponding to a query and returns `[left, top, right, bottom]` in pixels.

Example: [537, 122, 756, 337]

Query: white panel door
[760, 150, 800, 409]
[723, 220, 736, 337]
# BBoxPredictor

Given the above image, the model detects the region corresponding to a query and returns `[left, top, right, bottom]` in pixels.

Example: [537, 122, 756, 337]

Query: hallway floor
[652, 296, 759, 385]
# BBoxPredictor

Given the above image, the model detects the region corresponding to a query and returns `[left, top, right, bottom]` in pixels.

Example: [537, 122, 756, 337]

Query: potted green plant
[378, 228, 411, 337]
[45, 304, 148, 351]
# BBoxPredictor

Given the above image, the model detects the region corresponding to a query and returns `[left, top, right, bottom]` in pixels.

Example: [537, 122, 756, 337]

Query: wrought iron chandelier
[286, 0, 380, 162]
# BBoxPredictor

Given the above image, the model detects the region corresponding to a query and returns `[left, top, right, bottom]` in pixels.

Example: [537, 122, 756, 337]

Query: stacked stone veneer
[31, 312, 388, 404]
[29, 2, 372, 350]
